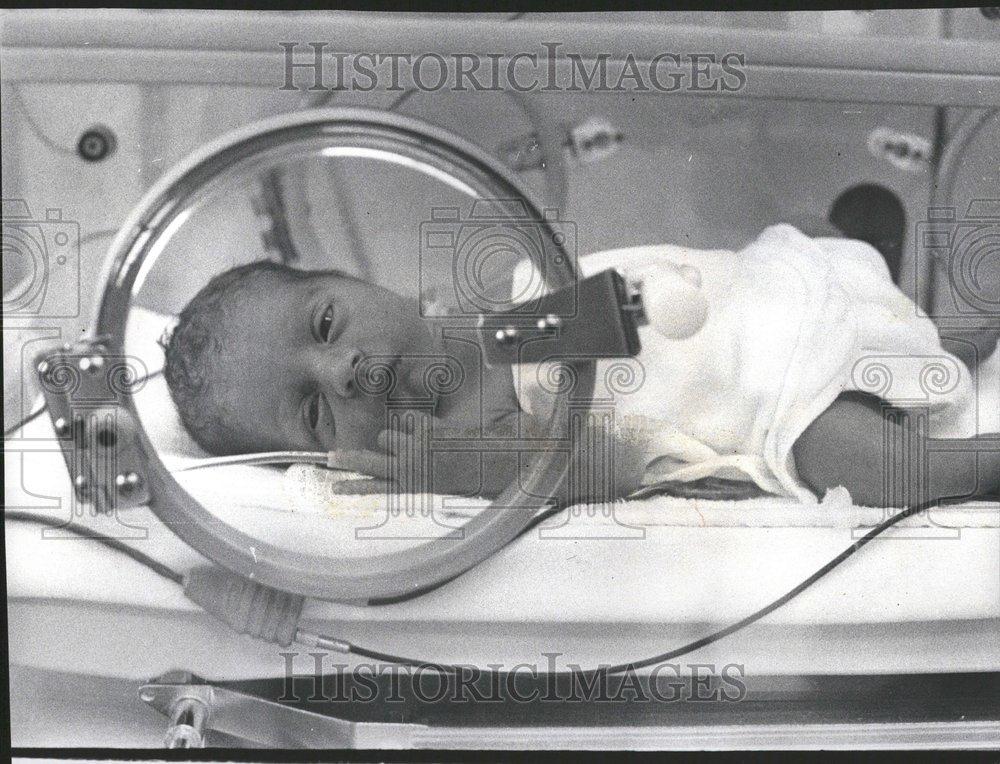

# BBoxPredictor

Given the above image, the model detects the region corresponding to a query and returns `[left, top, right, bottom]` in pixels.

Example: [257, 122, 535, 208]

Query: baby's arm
[364, 409, 648, 502]
[793, 392, 1000, 506]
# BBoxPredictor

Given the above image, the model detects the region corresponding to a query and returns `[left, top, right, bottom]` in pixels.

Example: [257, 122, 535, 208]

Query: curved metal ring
[94, 107, 596, 602]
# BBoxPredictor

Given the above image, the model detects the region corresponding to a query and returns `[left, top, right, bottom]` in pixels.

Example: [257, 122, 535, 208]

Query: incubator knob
[637, 263, 708, 340]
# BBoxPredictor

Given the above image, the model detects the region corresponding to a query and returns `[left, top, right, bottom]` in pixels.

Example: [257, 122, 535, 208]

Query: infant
[164, 231, 999, 507]
[164, 260, 527, 498]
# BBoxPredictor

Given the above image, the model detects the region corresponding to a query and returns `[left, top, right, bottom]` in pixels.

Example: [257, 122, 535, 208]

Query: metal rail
[140, 671, 1000, 749]
[2, 11, 1000, 106]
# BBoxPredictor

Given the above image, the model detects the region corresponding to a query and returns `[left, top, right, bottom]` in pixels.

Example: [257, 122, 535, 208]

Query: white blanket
[513, 225, 989, 501]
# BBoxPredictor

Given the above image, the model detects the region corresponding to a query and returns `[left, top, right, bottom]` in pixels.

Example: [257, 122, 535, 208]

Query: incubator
[3, 9, 1000, 750]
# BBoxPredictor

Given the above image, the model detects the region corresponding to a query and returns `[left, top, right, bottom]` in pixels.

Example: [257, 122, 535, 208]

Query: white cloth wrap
[512, 224, 982, 502]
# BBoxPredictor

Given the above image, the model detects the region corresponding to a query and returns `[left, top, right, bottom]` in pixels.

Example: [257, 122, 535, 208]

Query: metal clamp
[139, 671, 420, 749]
[36, 340, 151, 513]
[477, 268, 644, 367]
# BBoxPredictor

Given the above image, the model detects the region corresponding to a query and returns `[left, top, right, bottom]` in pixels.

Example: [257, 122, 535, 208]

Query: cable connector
[294, 629, 352, 654]
[183, 566, 304, 647]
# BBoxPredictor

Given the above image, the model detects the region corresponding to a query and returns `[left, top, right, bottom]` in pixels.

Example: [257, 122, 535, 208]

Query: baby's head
[164, 261, 440, 455]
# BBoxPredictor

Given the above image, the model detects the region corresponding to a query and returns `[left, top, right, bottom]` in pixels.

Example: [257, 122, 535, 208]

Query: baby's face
[211, 271, 441, 453]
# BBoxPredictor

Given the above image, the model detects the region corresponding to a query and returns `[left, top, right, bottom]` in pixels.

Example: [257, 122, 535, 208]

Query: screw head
[495, 326, 517, 345]
[73, 474, 89, 490]
[495, 327, 519, 345]
[536, 314, 562, 331]
[115, 472, 141, 493]
[37, 360, 50, 376]
[79, 355, 104, 373]
[54, 417, 69, 436]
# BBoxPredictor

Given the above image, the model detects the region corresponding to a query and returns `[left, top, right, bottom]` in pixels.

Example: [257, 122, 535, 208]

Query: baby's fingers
[377, 425, 424, 455]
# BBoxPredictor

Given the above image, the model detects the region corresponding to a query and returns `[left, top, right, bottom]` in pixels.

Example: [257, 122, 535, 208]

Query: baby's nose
[340, 351, 362, 398]
[322, 348, 362, 399]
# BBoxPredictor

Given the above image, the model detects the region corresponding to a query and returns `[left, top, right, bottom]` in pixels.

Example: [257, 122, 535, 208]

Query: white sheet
[513, 226, 991, 501]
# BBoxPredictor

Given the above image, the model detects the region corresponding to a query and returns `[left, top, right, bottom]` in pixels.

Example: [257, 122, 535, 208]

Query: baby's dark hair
[164, 260, 349, 455]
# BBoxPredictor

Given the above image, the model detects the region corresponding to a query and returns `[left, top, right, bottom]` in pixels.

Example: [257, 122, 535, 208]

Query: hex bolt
[536, 314, 562, 331]
[495, 327, 519, 345]
[79, 355, 104, 373]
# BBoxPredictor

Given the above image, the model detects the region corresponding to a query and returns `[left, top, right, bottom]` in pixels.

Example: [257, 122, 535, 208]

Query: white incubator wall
[3, 10, 1000, 685]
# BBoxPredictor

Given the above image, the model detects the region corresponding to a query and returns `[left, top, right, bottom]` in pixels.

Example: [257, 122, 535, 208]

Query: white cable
[172, 451, 331, 472]
[172, 449, 384, 478]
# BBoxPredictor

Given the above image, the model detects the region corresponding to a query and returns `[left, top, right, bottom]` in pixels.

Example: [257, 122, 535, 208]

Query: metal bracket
[477, 268, 644, 367]
[139, 671, 422, 749]
[35, 340, 151, 513]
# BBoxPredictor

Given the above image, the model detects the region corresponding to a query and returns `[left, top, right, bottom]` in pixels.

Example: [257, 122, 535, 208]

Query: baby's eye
[318, 304, 336, 343]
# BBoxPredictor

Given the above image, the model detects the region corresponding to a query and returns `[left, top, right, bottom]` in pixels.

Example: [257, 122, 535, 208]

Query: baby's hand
[322, 448, 391, 495]
[378, 412, 525, 498]
[326, 411, 525, 498]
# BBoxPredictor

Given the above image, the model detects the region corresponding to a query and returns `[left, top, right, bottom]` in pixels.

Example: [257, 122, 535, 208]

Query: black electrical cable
[4, 510, 184, 585]
[3, 405, 49, 438]
[2, 459, 972, 676]
[582, 493, 949, 678]
[347, 644, 458, 675]
[329, 493, 955, 676]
